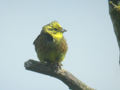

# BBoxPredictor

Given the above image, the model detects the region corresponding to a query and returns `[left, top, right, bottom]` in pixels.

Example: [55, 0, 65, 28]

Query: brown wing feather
[59, 37, 68, 53]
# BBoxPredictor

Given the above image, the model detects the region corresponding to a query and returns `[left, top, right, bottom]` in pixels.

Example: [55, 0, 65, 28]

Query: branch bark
[24, 59, 94, 90]
[108, 0, 120, 63]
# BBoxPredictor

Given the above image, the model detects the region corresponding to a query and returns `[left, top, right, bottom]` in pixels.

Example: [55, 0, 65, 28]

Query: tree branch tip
[24, 59, 33, 68]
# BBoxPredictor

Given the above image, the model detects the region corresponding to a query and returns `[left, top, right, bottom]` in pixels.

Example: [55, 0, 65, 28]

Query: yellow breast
[52, 32, 63, 41]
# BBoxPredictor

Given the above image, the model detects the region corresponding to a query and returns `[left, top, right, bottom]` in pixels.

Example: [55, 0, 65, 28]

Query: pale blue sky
[0, 0, 120, 90]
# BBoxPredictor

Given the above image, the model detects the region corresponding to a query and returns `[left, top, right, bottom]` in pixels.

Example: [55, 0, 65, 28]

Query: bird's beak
[62, 29, 67, 33]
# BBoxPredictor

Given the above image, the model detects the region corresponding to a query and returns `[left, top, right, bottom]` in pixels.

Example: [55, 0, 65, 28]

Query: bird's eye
[54, 28, 57, 31]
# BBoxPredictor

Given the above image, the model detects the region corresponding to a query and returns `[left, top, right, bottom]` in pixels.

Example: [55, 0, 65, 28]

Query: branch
[109, 0, 120, 63]
[24, 59, 94, 90]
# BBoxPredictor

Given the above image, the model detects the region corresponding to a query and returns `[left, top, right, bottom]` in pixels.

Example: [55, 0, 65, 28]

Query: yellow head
[42, 21, 66, 40]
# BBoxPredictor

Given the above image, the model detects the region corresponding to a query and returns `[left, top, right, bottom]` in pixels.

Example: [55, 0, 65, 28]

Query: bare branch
[24, 59, 94, 90]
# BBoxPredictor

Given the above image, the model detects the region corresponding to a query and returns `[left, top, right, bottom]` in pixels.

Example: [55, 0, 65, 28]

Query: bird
[33, 21, 68, 69]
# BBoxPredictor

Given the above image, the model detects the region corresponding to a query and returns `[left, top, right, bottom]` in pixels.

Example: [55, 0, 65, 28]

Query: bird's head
[42, 21, 67, 39]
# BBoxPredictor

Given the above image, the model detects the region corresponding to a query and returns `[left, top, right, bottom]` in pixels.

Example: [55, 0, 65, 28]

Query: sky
[0, 0, 120, 90]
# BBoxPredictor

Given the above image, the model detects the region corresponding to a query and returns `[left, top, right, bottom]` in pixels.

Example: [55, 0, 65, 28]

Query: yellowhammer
[33, 21, 68, 68]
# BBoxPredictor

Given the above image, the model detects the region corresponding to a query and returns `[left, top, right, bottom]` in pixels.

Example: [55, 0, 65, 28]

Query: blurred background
[0, 0, 120, 90]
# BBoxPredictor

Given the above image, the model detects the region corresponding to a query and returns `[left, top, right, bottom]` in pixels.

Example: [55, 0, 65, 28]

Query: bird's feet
[54, 63, 62, 70]
[49, 62, 62, 72]
[44, 61, 62, 72]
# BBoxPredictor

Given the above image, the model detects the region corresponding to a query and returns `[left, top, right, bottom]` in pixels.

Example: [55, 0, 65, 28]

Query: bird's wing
[33, 34, 41, 45]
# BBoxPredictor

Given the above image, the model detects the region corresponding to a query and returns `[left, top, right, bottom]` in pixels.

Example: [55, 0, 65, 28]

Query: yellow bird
[33, 21, 68, 68]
